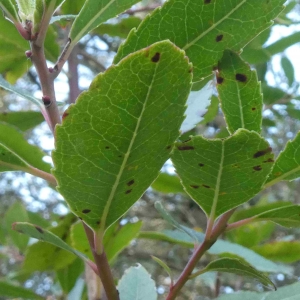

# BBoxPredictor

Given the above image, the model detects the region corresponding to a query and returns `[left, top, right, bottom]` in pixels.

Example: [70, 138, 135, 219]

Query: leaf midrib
[99, 62, 159, 233]
[182, 0, 247, 51]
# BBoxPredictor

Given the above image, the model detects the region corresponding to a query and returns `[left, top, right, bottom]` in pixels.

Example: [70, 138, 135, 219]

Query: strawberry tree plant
[1, 0, 300, 299]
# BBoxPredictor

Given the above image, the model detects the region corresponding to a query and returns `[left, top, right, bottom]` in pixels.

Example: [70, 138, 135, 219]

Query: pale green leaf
[139, 229, 292, 274]
[218, 282, 300, 300]
[265, 131, 300, 187]
[262, 84, 287, 105]
[200, 95, 219, 124]
[52, 40, 192, 231]
[217, 50, 262, 133]
[253, 241, 300, 263]
[114, 0, 285, 82]
[16, 0, 35, 21]
[172, 129, 274, 219]
[94, 16, 142, 39]
[13, 219, 90, 272]
[151, 173, 184, 194]
[0, 122, 51, 173]
[281, 56, 294, 86]
[50, 14, 76, 24]
[5, 201, 29, 251]
[193, 258, 275, 289]
[0, 281, 43, 300]
[0, 0, 20, 22]
[0, 111, 44, 131]
[69, 0, 139, 45]
[118, 264, 157, 300]
[151, 256, 173, 282]
[0, 75, 43, 108]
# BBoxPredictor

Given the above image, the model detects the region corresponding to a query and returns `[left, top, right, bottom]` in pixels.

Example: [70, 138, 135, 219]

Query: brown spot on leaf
[188, 67, 193, 73]
[96, 221, 101, 225]
[105, 146, 110, 149]
[62, 111, 69, 120]
[35, 226, 44, 234]
[202, 184, 210, 189]
[125, 189, 132, 194]
[204, 0, 211, 3]
[252, 107, 256, 111]
[274, 171, 282, 177]
[263, 158, 274, 163]
[166, 145, 172, 150]
[199, 163, 204, 167]
[253, 147, 272, 158]
[127, 179, 135, 186]
[235, 73, 247, 82]
[177, 145, 195, 151]
[151, 52, 160, 63]
[82, 209, 91, 214]
[253, 165, 262, 171]
[217, 76, 224, 84]
[216, 34, 223, 42]
[190, 185, 200, 189]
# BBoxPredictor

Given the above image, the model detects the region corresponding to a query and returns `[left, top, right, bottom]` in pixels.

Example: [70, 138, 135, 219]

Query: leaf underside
[52, 40, 192, 231]
[172, 129, 274, 218]
[114, 0, 285, 82]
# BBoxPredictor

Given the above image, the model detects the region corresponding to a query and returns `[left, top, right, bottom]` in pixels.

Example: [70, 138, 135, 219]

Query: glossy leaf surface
[217, 50, 262, 133]
[114, 0, 285, 82]
[172, 129, 274, 218]
[53, 41, 192, 231]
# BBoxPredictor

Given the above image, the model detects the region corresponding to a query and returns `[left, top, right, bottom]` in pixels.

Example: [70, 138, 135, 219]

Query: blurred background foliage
[1, 0, 300, 299]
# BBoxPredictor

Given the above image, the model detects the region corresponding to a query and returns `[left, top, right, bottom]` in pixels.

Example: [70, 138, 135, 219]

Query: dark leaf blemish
[127, 179, 135, 186]
[263, 158, 274, 163]
[177, 145, 195, 151]
[252, 107, 256, 111]
[125, 189, 132, 194]
[35, 226, 44, 234]
[166, 145, 172, 150]
[253, 147, 272, 158]
[62, 111, 69, 120]
[216, 34, 223, 42]
[235, 73, 247, 82]
[199, 163, 204, 167]
[190, 185, 200, 189]
[202, 184, 210, 189]
[151, 52, 160, 63]
[253, 165, 262, 171]
[105, 146, 110, 149]
[188, 67, 193, 73]
[217, 76, 224, 84]
[82, 209, 91, 214]
[204, 0, 211, 3]
[96, 221, 101, 225]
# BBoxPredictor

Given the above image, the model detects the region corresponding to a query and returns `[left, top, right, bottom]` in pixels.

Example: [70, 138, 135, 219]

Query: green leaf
[61, 0, 84, 14]
[253, 241, 300, 263]
[94, 16, 142, 39]
[0, 75, 43, 108]
[200, 95, 219, 124]
[114, 0, 285, 82]
[151, 173, 184, 194]
[151, 256, 173, 283]
[57, 258, 84, 293]
[217, 281, 300, 300]
[44, 25, 60, 62]
[118, 264, 157, 300]
[5, 201, 29, 251]
[192, 257, 275, 289]
[281, 56, 294, 86]
[69, 0, 140, 46]
[13, 218, 90, 272]
[52, 40, 192, 232]
[0, 17, 29, 83]
[50, 14, 76, 24]
[0, 0, 20, 22]
[0, 122, 51, 173]
[265, 131, 300, 187]
[71, 220, 142, 262]
[0, 281, 43, 300]
[0, 111, 44, 131]
[172, 129, 274, 219]
[262, 84, 287, 105]
[139, 229, 292, 274]
[16, 0, 35, 21]
[250, 205, 300, 228]
[217, 50, 262, 134]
